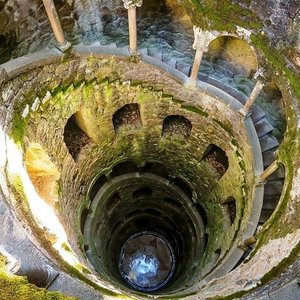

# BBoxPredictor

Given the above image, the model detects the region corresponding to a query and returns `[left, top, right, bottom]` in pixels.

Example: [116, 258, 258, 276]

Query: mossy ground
[0, 270, 75, 300]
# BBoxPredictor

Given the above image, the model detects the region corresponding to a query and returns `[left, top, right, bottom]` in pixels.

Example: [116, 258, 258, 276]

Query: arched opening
[222, 197, 236, 225]
[133, 187, 153, 199]
[256, 82, 286, 144]
[201, 144, 229, 179]
[89, 174, 108, 201]
[204, 36, 258, 78]
[141, 161, 169, 178]
[112, 103, 142, 133]
[63, 112, 91, 161]
[0, 33, 17, 64]
[171, 177, 193, 199]
[162, 115, 192, 139]
[259, 163, 286, 224]
[110, 161, 139, 177]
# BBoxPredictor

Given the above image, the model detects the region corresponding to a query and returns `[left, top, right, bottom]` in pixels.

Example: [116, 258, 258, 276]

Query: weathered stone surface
[0, 1, 298, 299]
[0, 54, 260, 297]
[259, 134, 279, 152]
[255, 118, 274, 138]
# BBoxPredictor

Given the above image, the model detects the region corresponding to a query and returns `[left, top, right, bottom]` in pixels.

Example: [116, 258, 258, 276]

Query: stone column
[258, 161, 279, 183]
[16, 263, 58, 288]
[190, 27, 214, 81]
[123, 0, 143, 54]
[42, 0, 71, 52]
[0, 246, 58, 288]
[240, 69, 265, 117]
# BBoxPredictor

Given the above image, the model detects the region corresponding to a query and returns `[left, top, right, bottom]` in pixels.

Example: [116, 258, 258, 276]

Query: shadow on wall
[64, 112, 92, 161]
[25, 142, 60, 207]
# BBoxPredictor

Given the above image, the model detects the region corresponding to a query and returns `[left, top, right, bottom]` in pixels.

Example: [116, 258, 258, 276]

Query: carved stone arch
[211, 29, 269, 71]
[206, 34, 259, 77]
[63, 111, 93, 161]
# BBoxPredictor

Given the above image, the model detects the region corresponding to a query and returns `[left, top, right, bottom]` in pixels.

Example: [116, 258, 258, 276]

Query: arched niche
[206, 36, 258, 78]
[162, 115, 192, 139]
[201, 144, 229, 180]
[64, 111, 92, 161]
[112, 103, 142, 133]
[257, 82, 286, 144]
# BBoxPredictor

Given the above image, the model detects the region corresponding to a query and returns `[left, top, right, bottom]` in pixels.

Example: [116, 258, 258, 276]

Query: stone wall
[0, 52, 261, 297]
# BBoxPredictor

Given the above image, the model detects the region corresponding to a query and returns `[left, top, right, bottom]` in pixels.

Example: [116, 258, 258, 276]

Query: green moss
[250, 34, 300, 99]
[0, 270, 75, 300]
[181, 104, 209, 117]
[61, 242, 71, 252]
[74, 263, 91, 274]
[137, 91, 153, 103]
[58, 261, 118, 297]
[11, 176, 29, 211]
[9, 109, 26, 145]
[183, 0, 261, 31]
[159, 291, 198, 299]
[260, 241, 300, 285]
[216, 241, 300, 300]
[211, 118, 233, 135]
[0, 256, 7, 269]
[170, 98, 184, 104]
[8, 177, 119, 297]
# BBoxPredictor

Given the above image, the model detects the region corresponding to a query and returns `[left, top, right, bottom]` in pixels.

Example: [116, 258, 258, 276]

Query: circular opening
[83, 169, 207, 294]
[118, 231, 176, 292]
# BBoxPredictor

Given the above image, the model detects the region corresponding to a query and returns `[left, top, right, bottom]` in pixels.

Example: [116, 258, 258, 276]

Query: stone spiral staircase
[0, 1, 296, 300]
[83, 38, 285, 227]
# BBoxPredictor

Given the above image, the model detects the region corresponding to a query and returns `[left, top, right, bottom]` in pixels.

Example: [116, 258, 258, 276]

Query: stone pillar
[42, 0, 71, 52]
[0, 246, 58, 288]
[123, 0, 143, 54]
[190, 27, 214, 81]
[240, 69, 265, 117]
[16, 263, 58, 288]
[258, 161, 279, 183]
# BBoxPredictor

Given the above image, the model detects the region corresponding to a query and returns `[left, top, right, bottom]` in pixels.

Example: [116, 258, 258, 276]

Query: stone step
[254, 118, 274, 138]
[199, 73, 249, 105]
[90, 41, 101, 47]
[163, 56, 177, 68]
[210, 71, 225, 81]
[268, 165, 285, 180]
[214, 64, 235, 78]
[176, 63, 191, 76]
[264, 179, 284, 196]
[199, 65, 215, 76]
[260, 135, 279, 152]
[148, 49, 163, 61]
[250, 106, 266, 124]
[262, 195, 280, 210]
[139, 48, 148, 55]
[105, 42, 117, 48]
[216, 59, 239, 75]
[262, 150, 277, 167]
[200, 59, 213, 69]
[259, 209, 274, 224]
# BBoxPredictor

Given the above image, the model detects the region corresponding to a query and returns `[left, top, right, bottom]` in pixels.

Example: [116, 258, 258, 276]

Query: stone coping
[0, 45, 264, 297]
